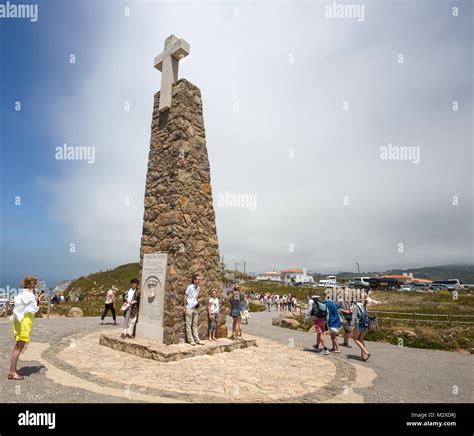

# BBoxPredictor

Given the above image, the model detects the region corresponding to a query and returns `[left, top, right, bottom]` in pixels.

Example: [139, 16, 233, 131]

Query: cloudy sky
[0, 0, 472, 287]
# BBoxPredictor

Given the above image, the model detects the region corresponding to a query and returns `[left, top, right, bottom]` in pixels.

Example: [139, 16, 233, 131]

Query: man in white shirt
[184, 273, 204, 345]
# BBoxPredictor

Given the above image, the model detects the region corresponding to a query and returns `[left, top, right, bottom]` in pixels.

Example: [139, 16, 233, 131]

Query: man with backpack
[304, 293, 330, 355]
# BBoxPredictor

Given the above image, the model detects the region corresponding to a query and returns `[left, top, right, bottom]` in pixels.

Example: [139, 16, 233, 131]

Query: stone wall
[139, 78, 227, 344]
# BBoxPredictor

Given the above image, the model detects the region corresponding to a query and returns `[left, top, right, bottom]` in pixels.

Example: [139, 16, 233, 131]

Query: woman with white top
[8, 275, 39, 380]
[100, 285, 117, 325]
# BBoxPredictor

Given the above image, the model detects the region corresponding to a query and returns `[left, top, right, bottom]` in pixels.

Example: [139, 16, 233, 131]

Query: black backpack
[311, 298, 328, 319]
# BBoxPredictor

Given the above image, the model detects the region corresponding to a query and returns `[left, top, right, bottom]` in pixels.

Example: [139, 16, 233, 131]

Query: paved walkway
[1, 316, 371, 403]
[0, 317, 135, 403]
[0, 314, 472, 403]
[242, 311, 474, 403]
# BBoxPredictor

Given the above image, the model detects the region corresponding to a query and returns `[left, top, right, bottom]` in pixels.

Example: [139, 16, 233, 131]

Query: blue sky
[1, 0, 472, 290]
[1, 0, 109, 286]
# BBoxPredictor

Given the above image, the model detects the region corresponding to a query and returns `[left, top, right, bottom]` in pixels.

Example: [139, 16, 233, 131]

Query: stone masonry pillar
[139, 78, 227, 344]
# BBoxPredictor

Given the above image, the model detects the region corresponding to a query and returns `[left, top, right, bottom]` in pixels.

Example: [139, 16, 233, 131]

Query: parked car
[323, 282, 342, 288]
[411, 283, 431, 291]
[401, 284, 413, 291]
[430, 280, 463, 291]
[430, 283, 449, 291]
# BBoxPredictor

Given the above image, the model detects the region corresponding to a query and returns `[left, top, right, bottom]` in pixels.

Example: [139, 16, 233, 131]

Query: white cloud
[43, 1, 472, 277]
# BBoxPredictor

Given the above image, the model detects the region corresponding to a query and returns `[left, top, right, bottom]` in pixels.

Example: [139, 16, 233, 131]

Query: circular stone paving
[41, 328, 357, 403]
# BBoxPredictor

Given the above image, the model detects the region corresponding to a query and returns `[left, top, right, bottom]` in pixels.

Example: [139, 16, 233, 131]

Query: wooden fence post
[412, 312, 416, 327]
[448, 312, 452, 327]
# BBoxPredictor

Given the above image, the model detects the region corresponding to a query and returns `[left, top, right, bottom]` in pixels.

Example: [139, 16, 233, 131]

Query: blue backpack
[356, 303, 370, 328]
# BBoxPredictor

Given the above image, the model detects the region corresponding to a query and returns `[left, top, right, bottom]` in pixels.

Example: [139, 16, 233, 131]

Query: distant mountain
[64, 263, 140, 302]
[383, 265, 474, 283]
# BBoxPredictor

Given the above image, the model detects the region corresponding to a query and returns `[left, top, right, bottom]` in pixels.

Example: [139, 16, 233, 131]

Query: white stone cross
[154, 35, 190, 112]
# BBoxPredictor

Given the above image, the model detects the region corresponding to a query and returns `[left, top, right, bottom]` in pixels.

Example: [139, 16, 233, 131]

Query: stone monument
[135, 34, 227, 345]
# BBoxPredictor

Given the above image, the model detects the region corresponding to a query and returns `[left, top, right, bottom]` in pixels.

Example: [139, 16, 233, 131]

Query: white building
[255, 272, 282, 282]
[281, 268, 314, 285]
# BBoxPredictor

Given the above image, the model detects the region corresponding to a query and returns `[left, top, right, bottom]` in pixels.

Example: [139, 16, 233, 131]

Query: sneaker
[189, 342, 196, 346]
[322, 349, 330, 355]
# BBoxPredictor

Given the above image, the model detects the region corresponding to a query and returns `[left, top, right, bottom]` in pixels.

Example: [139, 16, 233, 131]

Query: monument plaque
[135, 252, 168, 343]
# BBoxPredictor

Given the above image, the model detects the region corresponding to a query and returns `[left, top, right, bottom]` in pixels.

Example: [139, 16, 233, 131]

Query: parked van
[353, 277, 370, 289]
[430, 279, 463, 291]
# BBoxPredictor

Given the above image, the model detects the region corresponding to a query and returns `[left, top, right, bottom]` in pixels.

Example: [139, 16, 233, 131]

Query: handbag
[120, 302, 130, 312]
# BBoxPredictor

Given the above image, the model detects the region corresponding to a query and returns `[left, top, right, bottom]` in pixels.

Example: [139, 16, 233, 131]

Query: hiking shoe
[322, 349, 330, 355]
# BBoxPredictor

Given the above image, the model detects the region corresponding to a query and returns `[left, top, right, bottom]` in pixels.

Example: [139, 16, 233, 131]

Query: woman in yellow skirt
[8, 275, 39, 380]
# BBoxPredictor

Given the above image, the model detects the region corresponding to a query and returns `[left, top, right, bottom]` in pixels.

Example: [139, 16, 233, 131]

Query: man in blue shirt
[326, 297, 341, 353]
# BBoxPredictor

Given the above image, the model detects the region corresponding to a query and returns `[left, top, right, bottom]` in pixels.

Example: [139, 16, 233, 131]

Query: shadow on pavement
[18, 365, 44, 376]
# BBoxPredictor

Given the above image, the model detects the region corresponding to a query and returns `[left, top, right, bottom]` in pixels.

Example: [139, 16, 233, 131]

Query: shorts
[354, 325, 368, 333]
[312, 318, 326, 335]
[13, 313, 35, 343]
[329, 326, 340, 334]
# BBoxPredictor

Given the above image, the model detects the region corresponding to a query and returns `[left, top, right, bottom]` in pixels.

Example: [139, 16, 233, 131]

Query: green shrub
[248, 302, 266, 313]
